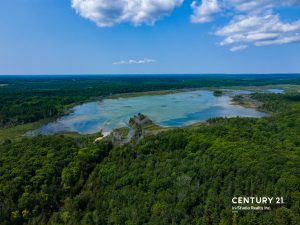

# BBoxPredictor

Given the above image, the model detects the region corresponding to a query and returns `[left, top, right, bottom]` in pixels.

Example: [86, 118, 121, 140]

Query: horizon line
[1, 73, 300, 76]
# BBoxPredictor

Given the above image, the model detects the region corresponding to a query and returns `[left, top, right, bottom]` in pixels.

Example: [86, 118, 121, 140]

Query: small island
[213, 90, 223, 97]
[129, 113, 152, 127]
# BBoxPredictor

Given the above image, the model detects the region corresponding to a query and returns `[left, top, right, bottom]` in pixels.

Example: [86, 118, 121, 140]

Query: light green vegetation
[231, 95, 263, 109]
[0, 121, 44, 142]
[113, 127, 130, 137]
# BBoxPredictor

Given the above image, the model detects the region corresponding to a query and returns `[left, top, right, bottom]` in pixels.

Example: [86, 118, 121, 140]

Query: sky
[0, 0, 300, 75]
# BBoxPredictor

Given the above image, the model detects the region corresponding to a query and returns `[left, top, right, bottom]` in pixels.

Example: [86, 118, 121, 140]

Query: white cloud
[191, 0, 220, 23]
[255, 34, 300, 46]
[191, 0, 300, 51]
[216, 14, 300, 48]
[225, 0, 299, 13]
[71, 0, 300, 51]
[230, 45, 248, 52]
[71, 0, 183, 27]
[113, 58, 156, 65]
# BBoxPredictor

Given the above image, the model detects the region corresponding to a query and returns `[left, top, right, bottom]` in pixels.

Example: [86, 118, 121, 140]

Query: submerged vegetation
[213, 90, 223, 97]
[0, 76, 300, 225]
[0, 74, 299, 128]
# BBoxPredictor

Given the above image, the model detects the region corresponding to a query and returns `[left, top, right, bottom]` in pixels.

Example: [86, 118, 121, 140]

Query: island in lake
[29, 90, 268, 136]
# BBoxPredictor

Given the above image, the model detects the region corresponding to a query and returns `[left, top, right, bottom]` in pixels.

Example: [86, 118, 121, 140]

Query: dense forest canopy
[0, 75, 300, 225]
[1, 74, 300, 127]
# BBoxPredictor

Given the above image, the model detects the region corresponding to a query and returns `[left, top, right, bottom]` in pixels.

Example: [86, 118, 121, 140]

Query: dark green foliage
[213, 90, 223, 97]
[0, 135, 112, 225]
[0, 92, 299, 224]
[55, 107, 300, 225]
[1, 76, 300, 224]
[1, 75, 300, 127]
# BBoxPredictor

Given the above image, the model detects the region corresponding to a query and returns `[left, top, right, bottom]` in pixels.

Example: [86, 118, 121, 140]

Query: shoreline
[5, 85, 289, 140]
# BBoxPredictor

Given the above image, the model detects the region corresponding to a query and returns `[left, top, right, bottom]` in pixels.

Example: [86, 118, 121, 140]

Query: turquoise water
[33, 90, 268, 135]
[265, 89, 285, 94]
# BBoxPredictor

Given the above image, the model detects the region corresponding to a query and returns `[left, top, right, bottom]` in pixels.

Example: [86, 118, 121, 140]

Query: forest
[0, 75, 300, 225]
[1, 74, 300, 127]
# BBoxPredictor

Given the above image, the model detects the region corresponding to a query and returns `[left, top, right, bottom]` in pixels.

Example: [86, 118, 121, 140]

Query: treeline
[1, 75, 300, 127]
[0, 95, 77, 126]
[0, 93, 299, 224]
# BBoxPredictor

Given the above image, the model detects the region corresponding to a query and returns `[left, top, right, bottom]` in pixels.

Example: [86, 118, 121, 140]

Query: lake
[29, 90, 268, 135]
[265, 88, 285, 94]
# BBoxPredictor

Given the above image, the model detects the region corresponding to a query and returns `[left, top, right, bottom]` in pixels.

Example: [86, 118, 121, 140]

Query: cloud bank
[113, 58, 156, 65]
[72, 0, 300, 51]
[191, 0, 300, 50]
[71, 0, 183, 27]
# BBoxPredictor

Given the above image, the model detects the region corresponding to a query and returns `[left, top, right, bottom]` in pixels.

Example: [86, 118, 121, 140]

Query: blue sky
[0, 0, 300, 75]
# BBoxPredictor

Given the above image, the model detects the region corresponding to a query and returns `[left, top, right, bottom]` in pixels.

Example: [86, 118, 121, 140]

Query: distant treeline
[1, 75, 300, 127]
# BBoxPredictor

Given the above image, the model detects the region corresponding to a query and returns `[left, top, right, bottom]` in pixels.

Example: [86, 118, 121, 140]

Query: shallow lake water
[265, 88, 285, 94]
[31, 90, 268, 135]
